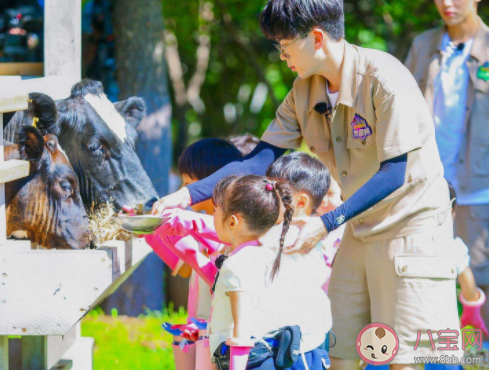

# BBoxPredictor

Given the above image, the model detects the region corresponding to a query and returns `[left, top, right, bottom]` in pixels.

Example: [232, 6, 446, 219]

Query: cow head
[5, 82, 159, 211]
[4, 126, 91, 249]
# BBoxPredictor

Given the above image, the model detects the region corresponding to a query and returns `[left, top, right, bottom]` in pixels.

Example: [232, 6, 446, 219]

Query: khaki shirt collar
[308, 41, 357, 112]
[470, 17, 487, 62]
[428, 17, 486, 61]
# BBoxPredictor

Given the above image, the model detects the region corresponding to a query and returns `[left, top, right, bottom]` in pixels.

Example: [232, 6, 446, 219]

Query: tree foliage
[162, 0, 488, 162]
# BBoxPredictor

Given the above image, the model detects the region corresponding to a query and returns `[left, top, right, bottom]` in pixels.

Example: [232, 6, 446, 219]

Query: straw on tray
[89, 201, 132, 245]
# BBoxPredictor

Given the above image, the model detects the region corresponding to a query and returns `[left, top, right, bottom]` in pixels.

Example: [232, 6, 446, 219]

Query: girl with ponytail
[158, 172, 331, 370]
[209, 175, 294, 370]
[209, 174, 330, 370]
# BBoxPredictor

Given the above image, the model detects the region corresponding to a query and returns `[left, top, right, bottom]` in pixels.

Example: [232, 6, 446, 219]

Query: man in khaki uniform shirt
[406, 0, 489, 334]
[153, 0, 462, 368]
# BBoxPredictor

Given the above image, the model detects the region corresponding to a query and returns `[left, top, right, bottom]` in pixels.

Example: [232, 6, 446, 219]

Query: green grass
[81, 305, 188, 370]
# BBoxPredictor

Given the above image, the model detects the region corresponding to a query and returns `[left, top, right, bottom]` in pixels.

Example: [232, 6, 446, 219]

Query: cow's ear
[25, 93, 58, 136]
[18, 126, 44, 161]
[114, 97, 146, 128]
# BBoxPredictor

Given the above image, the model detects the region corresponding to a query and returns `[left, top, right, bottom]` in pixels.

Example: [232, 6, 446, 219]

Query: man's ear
[312, 29, 325, 50]
[18, 126, 44, 161]
[114, 97, 147, 128]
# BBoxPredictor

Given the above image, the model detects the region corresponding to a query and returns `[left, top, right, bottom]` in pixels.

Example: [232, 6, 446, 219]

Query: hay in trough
[89, 201, 132, 245]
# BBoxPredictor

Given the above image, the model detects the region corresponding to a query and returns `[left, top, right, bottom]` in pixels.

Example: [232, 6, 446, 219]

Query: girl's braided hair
[213, 175, 294, 280]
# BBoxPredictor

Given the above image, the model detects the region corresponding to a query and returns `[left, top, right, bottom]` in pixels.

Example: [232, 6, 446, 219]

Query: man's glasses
[274, 31, 310, 59]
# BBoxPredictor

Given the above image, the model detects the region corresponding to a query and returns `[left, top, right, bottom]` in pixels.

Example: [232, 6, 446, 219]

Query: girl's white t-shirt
[208, 245, 275, 354]
[261, 225, 332, 353]
[209, 225, 333, 356]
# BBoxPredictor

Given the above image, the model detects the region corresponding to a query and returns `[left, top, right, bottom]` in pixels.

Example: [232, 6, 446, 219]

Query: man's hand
[151, 188, 192, 216]
[285, 216, 327, 254]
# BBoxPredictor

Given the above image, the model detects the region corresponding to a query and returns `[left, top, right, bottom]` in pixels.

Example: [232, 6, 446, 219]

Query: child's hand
[156, 209, 190, 237]
[285, 216, 327, 254]
[152, 188, 192, 216]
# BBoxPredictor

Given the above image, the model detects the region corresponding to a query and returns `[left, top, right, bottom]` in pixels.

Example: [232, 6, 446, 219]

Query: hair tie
[263, 178, 275, 191]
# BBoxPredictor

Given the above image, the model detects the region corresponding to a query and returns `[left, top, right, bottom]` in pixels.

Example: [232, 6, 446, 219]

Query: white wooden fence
[0, 1, 153, 369]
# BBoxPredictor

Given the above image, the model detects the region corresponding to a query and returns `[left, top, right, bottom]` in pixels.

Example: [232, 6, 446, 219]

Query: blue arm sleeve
[186, 141, 287, 204]
[320, 154, 408, 232]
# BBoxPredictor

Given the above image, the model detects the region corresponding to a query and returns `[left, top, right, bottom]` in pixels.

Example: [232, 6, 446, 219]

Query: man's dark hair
[266, 151, 330, 211]
[259, 0, 345, 42]
[178, 138, 242, 180]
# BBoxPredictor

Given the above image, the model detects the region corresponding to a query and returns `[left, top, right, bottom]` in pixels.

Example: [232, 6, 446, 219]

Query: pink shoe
[460, 288, 489, 336]
[226, 338, 254, 370]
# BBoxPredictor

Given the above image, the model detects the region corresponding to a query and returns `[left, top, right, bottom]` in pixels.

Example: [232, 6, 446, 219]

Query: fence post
[44, 0, 82, 79]
[0, 336, 8, 370]
[21, 336, 47, 370]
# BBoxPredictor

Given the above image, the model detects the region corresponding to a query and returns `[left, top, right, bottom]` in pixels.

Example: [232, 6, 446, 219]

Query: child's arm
[157, 234, 218, 287]
[229, 291, 255, 340]
[227, 291, 256, 370]
[157, 209, 224, 253]
[144, 234, 189, 277]
[458, 267, 479, 302]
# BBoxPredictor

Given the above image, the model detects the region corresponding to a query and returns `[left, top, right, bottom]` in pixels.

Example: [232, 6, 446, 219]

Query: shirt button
[466, 106, 470, 111]
[342, 171, 347, 177]
[361, 140, 366, 146]
[401, 266, 408, 273]
[459, 158, 464, 164]
[310, 146, 315, 153]
[451, 269, 455, 274]
[461, 186, 467, 191]
[336, 137, 342, 143]
[359, 219, 364, 224]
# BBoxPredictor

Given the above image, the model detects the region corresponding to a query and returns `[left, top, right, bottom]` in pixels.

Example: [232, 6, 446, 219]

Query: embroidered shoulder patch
[351, 114, 372, 141]
[477, 62, 489, 81]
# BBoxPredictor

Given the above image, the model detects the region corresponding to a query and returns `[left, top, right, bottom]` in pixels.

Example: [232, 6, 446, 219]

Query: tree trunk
[101, 0, 172, 316]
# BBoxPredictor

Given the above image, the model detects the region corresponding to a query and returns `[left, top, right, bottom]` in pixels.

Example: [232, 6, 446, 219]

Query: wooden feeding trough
[0, 1, 154, 369]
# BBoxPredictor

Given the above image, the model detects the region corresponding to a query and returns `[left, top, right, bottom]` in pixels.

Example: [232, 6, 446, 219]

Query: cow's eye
[60, 181, 72, 193]
[87, 140, 103, 154]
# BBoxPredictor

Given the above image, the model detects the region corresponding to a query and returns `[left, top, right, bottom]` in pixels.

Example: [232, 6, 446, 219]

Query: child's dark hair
[178, 138, 242, 180]
[213, 175, 294, 280]
[228, 134, 260, 156]
[448, 182, 457, 212]
[259, 0, 345, 42]
[266, 152, 330, 212]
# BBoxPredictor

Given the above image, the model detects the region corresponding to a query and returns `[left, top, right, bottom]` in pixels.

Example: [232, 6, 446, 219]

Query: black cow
[5, 81, 158, 211]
